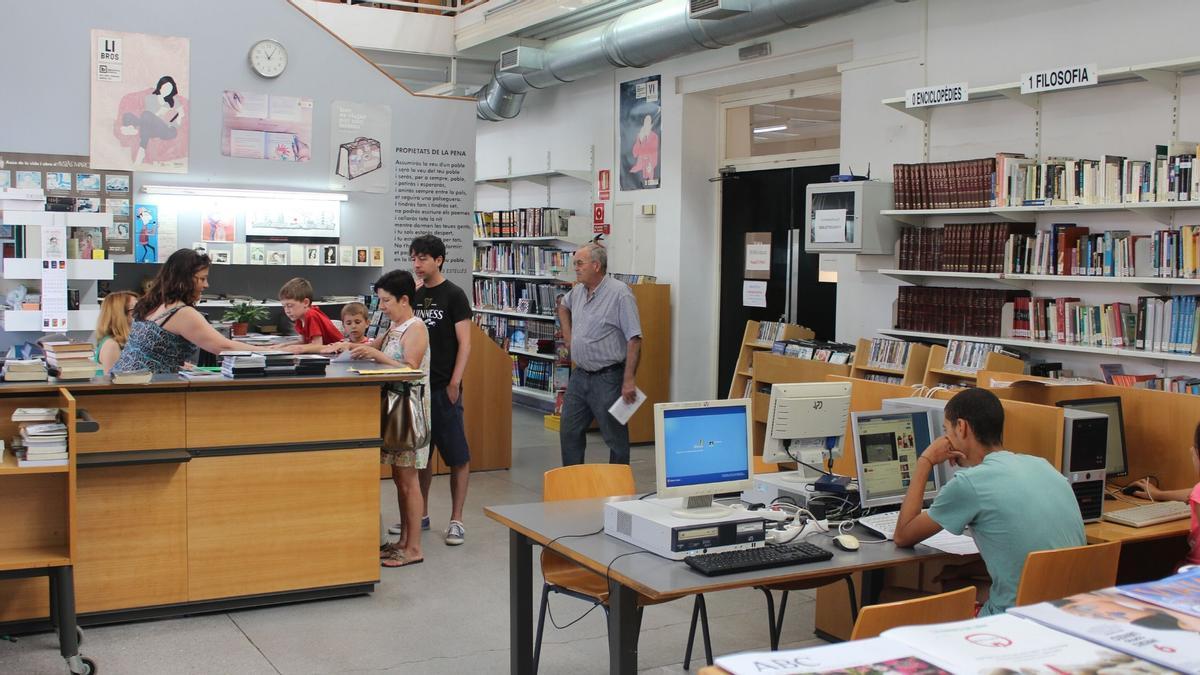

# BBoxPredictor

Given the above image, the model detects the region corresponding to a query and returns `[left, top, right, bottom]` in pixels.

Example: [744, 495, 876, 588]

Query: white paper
[332, 349, 354, 363]
[742, 280, 767, 308]
[608, 388, 646, 426]
[812, 208, 847, 243]
[40, 224, 69, 331]
[715, 638, 942, 675]
[233, 92, 270, 118]
[157, 208, 177, 261]
[289, 244, 305, 265]
[229, 129, 266, 159]
[745, 243, 770, 271]
[921, 530, 979, 555]
[232, 243, 247, 265]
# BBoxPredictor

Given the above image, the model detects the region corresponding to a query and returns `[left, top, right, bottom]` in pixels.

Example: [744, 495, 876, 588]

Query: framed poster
[619, 75, 661, 190]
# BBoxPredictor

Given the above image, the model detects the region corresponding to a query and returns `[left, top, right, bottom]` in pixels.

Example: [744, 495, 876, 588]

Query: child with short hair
[340, 302, 371, 344]
[278, 277, 343, 354]
[1130, 422, 1200, 567]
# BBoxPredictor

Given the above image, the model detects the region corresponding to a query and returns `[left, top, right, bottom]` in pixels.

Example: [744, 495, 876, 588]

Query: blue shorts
[431, 386, 470, 467]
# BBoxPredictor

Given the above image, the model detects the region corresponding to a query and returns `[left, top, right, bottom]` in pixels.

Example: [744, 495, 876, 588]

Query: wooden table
[485, 498, 955, 675]
[0, 363, 418, 631]
[1085, 498, 1191, 544]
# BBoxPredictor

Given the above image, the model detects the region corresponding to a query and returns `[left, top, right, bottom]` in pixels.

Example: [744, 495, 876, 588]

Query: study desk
[0, 362, 418, 631]
[1085, 498, 1191, 545]
[485, 498, 955, 675]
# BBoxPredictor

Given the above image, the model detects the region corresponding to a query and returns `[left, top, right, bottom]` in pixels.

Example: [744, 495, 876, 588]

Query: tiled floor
[1, 407, 826, 674]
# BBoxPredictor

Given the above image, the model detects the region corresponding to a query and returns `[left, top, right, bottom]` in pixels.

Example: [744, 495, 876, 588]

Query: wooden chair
[848, 585, 977, 640]
[1014, 541, 1121, 607]
[534, 465, 713, 674]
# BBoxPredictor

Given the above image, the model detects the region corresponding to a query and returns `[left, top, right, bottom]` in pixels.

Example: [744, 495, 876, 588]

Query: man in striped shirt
[558, 243, 643, 465]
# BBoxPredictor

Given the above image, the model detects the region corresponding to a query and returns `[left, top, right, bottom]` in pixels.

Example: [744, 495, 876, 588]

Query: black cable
[638, 491, 656, 500]
[539, 525, 608, 629]
[605, 550, 655, 589]
[545, 594, 604, 630]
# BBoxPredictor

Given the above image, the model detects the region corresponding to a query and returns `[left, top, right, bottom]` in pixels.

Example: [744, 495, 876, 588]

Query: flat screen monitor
[852, 410, 939, 510]
[655, 398, 754, 519]
[1056, 397, 1128, 478]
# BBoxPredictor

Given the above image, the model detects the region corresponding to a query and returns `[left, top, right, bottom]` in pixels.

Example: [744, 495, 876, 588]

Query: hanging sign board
[1020, 64, 1097, 95]
[905, 83, 968, 108]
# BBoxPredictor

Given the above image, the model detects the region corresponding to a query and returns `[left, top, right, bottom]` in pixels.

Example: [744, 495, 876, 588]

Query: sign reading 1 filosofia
[1020, 64, 1098, 94]
[905, 83, 968, 109]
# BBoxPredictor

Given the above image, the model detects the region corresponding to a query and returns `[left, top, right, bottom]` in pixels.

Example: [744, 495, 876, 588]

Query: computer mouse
[832, 534, 860, 552]
[1121, 483, 1142, 496]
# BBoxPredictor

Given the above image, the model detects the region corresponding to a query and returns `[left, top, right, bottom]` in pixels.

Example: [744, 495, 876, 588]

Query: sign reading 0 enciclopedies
[904, 83, 968, 109]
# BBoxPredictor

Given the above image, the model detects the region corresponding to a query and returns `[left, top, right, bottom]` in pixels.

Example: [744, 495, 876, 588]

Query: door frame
[717, 77, 842, 174]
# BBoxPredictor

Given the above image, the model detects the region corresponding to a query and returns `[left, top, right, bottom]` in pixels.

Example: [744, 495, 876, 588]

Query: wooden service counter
[0, 363, 417, 629]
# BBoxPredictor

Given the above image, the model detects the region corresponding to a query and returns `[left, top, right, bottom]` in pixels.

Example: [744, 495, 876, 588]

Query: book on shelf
[866, 337, 911, 370]
[473, 242, 571, 276]
[771, 339, 855, 364]
[12, 407, 60, 422]
[941, 339, 1009, 374]
[609, 273, 657, 285]
[472, 208, 572, 239]
[472, 279, 563, 317]
[897, 286, 1027, 337]
[861, 373, 903, 384]
[755, 321, 789, 343]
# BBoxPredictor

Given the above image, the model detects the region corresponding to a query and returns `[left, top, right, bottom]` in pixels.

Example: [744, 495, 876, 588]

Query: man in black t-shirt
[408, 234, 473, 546]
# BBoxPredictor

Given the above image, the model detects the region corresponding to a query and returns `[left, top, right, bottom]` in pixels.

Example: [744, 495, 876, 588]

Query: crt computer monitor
[851, 409, 939, 510]
[655, 398, 754, 519]
[1056, 397, 1128, 478]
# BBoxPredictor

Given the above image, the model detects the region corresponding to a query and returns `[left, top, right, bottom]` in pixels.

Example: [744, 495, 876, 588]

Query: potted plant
[222, 302, 269, 337]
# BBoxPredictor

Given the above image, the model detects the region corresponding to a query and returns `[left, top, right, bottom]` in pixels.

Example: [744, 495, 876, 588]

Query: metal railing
[320, 0, 490, 17]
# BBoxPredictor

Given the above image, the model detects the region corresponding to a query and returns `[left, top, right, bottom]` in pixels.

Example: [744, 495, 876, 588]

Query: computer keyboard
[684, 542, 833, 576]
[858, 511, 899, 539]
[1101, 501, 1192, 528]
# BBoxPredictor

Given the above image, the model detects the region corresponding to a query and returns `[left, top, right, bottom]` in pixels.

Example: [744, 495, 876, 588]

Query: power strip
[766, 519, 829, 545]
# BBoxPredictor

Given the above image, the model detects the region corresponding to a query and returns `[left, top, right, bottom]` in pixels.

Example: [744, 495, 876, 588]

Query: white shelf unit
[471, 306, 556, 321]
[4, 308, 101, 332]
[0, 211, 114, 228]
[511, 385, 557, 402]
[881, 201, 1200, 226]
[509, 346, 555, 360]
[2, 259, 115, 280]
[881, 328, 1200, 365]
[476, 169, 591, 184]
[878, 269, 1200, 291]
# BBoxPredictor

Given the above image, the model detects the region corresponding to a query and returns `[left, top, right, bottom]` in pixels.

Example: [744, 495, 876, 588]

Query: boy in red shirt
[278, 277, 342, 353]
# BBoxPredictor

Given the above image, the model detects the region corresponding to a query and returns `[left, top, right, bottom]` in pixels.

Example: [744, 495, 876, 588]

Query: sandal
[379, 542, 401, 559]
[380, 548, 424, 568]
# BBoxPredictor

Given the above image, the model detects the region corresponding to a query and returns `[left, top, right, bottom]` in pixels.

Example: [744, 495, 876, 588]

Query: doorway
[716, 165, 839, 394]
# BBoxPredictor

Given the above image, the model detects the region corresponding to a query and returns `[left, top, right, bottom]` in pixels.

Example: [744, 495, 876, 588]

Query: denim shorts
[431, 386, 470, 467]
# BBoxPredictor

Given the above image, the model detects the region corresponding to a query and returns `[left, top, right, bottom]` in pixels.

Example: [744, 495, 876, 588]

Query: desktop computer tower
[1061, 408, 1108, 523]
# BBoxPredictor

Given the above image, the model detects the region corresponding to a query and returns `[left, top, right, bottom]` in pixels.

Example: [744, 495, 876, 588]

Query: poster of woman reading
[90, 30, 190, 173]
[619, 75, 661, 191]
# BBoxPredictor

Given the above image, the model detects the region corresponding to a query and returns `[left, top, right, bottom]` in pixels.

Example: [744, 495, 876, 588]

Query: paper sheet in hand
[608, 388, 646, 425]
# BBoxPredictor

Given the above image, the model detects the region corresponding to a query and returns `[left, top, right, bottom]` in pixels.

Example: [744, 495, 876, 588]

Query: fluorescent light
[753, 125, 787, 134]
[141, 185, 349, 202]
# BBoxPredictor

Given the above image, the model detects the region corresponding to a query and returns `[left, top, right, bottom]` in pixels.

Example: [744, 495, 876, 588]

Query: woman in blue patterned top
[113, 249, 259, 374]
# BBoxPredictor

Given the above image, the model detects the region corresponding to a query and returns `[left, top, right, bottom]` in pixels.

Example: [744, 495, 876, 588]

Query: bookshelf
[884, 327, 1200, 365]
[880, 201, 1200, 226]
[919, 342, 1024, 388]
[726, 320, 816, 399]
[879, 269, 1200, 291]
[849, 337, 930, 386]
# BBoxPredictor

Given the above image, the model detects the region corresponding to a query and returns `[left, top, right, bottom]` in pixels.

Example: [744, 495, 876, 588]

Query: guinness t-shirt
[413, 278, 472, 390]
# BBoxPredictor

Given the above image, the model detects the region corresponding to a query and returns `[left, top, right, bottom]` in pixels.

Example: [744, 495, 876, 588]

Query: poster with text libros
[90, 30, 189, 173]
[619, 75, 661, 191]
[330, 101, 390, 193]
[222, 91, 313, 162]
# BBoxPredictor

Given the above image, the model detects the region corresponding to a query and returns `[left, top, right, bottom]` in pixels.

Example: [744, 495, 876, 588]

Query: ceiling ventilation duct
[475, 0, 879, 121]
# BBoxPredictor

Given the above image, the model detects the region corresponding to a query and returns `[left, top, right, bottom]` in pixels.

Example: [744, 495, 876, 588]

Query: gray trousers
[559, 366, 630, 465]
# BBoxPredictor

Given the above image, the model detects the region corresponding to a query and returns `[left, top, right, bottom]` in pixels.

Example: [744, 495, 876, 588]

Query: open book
[715, 613, 1176, 675]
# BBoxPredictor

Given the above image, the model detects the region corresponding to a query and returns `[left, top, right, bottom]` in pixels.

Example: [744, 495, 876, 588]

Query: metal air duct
[476, 0, 878, 120]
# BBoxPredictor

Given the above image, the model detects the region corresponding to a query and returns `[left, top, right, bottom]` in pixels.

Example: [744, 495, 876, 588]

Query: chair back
[1014, 541, 1120, 607]
[849, 586, 977, 640]
[543, 464, 636, 502]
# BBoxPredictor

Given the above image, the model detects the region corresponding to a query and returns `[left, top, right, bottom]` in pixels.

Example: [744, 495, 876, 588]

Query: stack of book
[2, 358, 48, 382]
[219, 351, 266, 378]
[44, 342, 97, 381]
[14, 420, 69, 467]
[294, 354, 330, 376]
[260, 351, 297, 376]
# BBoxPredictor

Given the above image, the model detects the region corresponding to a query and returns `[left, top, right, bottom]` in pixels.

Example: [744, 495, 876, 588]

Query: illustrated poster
[133, 203, 159, 263]
[330, 101, 390, 193]
[619, 75, 661, 191]
[90, 30, 190, 173]
[222, 91, 313, 162]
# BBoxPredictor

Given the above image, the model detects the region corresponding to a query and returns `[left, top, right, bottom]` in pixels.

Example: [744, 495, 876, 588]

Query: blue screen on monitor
[663, 406, 750, 488]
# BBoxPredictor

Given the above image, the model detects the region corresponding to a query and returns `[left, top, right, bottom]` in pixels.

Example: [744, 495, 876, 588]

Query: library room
[2, 0, 1200, 674]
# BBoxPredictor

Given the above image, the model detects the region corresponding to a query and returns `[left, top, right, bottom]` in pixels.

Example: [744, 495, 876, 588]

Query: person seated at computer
[1127, 425, 1200, 569]
[891, 388, 1086, 616]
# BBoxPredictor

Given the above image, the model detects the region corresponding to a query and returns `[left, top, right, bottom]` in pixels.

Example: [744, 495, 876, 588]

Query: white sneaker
[445, 520, 465, 546]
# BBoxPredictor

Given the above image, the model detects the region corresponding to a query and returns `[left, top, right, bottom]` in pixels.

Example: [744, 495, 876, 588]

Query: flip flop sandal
[380, 549, 424, 568]
[379, 542, 401, 559]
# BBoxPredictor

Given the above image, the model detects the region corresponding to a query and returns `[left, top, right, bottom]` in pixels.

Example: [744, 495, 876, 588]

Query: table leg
[509, 531, 533, 675]
[607, 579, 639, 675]
[860, 568, 885, 608]
[51, 566, 79, 659]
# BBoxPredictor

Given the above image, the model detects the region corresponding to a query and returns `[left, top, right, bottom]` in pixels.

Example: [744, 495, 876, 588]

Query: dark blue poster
[619, 75, 661, 191]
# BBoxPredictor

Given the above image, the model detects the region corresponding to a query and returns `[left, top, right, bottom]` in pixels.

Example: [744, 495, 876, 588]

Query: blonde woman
[94, 291, 140, 375]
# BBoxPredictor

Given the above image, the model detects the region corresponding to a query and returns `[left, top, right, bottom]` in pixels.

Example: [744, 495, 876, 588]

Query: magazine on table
[714, 614, 1174, 675]
[1117, 567, 1200, 619]
[1009, 587, 1200, 673]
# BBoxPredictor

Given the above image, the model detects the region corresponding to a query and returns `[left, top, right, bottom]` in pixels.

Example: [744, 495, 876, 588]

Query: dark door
[716, 165, 839, 394]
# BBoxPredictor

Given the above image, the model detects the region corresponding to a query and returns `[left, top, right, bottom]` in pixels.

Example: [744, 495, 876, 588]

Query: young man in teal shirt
[893, 388, 1086, 615]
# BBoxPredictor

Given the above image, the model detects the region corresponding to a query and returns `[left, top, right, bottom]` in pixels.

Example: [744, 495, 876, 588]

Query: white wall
[477, 0, 1200, 396]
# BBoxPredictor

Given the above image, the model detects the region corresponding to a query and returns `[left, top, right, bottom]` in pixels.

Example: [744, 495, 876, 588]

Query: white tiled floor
[0, 407, 827, 674]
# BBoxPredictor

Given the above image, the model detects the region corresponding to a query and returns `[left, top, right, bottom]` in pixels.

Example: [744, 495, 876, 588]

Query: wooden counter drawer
[185, 385, 379, 448]
[73, 392, 186, 453]
[186, 448, 379, 601]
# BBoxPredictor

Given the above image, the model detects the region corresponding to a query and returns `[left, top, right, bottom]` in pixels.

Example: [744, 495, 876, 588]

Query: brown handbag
[382, 382, 429, 452]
